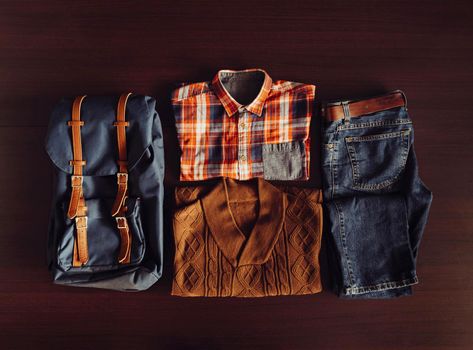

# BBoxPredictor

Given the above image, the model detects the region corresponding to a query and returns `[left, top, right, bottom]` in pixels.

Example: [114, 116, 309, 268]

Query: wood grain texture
[0, 1, 472, 349]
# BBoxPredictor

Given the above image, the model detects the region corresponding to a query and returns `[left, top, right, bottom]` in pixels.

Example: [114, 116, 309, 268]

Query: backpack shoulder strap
[112, 93, 132, 264]
[67, 95, 89, 266]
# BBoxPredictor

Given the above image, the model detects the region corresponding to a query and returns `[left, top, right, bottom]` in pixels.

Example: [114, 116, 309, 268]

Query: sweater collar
[200, 177, 285, 267]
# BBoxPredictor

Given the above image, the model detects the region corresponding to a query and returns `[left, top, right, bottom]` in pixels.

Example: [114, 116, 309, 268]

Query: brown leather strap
[111, 93, 131, 216]
[67, 95, 89, 266]
[112, 93, 132, 264]
[116, 216, 131, 264]
[324, 91, 406, 121]
[72, 214, 88, 266]
[67, 96, 86, 219]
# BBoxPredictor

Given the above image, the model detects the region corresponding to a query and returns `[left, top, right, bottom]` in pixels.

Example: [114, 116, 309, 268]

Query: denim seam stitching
[332, 136, 340, 198]
[329, 144, 336, 199]
[345, 130, 408, 143]
[345, 143, 360, 183]
[344, 276, 418, 295]
[337, 119, 412, 131]
[333, 200, 354, 286]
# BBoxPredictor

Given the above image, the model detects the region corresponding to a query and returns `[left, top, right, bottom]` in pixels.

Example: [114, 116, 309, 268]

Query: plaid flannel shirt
[172, 69, 315, 181]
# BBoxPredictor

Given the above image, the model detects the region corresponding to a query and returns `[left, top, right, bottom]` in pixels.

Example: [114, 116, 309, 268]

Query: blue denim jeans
[322, 92, 432, 298]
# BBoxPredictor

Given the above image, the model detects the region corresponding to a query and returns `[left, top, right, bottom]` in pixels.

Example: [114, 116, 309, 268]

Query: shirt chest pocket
[262, 140, 307, 180]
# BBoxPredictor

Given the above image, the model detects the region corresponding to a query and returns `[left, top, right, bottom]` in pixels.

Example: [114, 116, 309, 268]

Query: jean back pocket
[345, 129, 411, 190]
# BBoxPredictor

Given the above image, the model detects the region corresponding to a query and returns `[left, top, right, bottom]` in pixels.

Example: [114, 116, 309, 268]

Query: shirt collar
[211, 68, 273, 117]
[200, 177, 285, 267]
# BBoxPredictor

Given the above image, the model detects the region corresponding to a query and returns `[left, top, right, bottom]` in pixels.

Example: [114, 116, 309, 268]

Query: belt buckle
[115, 217, 128, 229]
[117, 172, 128, 184]
[75, 216, 88, 229]
[71, 175, 83, 188]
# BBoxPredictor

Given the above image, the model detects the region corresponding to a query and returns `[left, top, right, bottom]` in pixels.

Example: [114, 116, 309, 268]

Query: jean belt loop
[401, 90, 408, 111]
[395, 89, 408, 111]
[342, 101, 351, 123]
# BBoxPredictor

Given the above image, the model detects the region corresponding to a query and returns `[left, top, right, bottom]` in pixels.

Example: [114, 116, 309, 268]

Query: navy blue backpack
[45, 93, 164, 291]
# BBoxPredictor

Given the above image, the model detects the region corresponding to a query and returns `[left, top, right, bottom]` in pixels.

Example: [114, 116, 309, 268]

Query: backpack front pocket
[345, 129, 411, 191]
[57, 197, 145, 272]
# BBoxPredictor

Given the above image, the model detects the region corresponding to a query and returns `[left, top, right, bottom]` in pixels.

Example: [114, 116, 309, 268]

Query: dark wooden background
[1, 1, 472, 349]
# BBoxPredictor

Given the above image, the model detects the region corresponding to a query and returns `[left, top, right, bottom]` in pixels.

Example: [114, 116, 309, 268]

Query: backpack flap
[45, 94, 156, 176]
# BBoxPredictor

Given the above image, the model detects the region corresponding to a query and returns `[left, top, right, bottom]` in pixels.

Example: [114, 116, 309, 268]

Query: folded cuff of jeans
[343, 276, 418, 297]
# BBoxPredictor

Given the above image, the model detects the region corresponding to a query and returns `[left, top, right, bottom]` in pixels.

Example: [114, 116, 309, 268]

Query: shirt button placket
[238, 109, 248, 179]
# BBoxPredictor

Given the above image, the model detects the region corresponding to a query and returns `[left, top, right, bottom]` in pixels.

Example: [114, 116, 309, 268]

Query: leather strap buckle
[75, 216, 88, 229]
[115, 216, 128, 229]
[117, 172, 128, 184]
[71, 175, 83, 187]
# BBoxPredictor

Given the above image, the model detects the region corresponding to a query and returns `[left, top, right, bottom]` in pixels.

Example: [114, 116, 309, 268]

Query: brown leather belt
[323, 91, 406, 121]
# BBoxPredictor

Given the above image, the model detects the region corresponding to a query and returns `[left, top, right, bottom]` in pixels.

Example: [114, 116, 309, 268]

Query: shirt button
[239, 155, 247, 162]
[239, 122, 246, 130]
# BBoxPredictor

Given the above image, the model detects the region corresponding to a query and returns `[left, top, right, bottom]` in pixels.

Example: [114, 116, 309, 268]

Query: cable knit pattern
[172, 179, 322, 297]
[205, 228, 219, 297]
